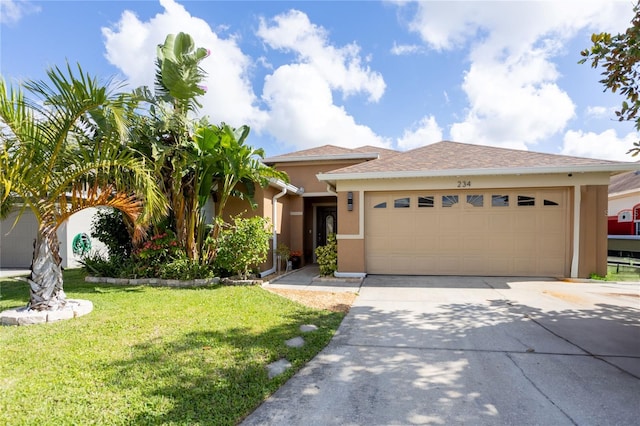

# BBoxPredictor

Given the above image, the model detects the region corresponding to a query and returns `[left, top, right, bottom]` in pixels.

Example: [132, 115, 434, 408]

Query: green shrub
[90, 208, 133, 258]
[214, 216, 272, 279]
[315, 233, 337, 276]
[80, 252, 130, 278]
[158, 257, 216, 280]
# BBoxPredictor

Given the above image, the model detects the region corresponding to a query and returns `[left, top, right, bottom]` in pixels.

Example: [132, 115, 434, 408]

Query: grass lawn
[0, 269, 344, 425]
[604, 265, 640, 282]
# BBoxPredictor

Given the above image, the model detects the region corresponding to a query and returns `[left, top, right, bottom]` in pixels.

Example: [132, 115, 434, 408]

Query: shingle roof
[263, 144, 398, 164]
[609, 168, 640, 194]
[325, 141, 627, 175]
[352, 145, 399, 158]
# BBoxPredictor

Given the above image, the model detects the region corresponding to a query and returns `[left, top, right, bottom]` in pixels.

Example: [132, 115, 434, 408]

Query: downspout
[260, 187, 288, 278]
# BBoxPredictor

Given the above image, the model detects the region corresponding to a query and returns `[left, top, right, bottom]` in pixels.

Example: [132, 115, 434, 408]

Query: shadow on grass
[105, 307, 342, 425]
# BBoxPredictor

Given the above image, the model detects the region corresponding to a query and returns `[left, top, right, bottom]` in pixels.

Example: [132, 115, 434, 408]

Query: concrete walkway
[242, 275, 640, 425]
[0, 268, 30, 278]
[263, 265, 362, 293]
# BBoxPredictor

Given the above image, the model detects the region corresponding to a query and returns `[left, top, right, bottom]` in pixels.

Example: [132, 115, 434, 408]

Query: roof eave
[317, 163, 640, 182]
[264, 152, 379, 164]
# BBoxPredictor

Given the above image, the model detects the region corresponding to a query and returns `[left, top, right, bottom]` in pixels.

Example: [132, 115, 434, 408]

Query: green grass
[589, 266, 640, 282]
[0, 269, 344, 425]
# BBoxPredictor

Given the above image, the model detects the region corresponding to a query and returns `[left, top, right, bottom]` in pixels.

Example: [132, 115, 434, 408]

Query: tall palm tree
[0, 64, 166, 311]
[131, 32, 210, 260]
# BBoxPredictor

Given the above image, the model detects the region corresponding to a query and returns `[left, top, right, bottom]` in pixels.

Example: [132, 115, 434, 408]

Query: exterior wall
[335, 191, 363, 272]
[578, 185, 609, 277]
[287, 196, 305, 265]
[335, 172, 610, 192]
[223, 185, 304, 273]
[0, 207, 106, 270]
[277, 160, 367, 194]
[337, 239, 365, 272]
[60, 207, 107, 268]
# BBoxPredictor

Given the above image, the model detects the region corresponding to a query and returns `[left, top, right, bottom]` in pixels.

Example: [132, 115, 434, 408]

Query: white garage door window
[365, 188, 569, 276]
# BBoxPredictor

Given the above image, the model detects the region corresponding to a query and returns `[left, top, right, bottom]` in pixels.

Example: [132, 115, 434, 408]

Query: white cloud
[102, 3, 387, 152]
[262, 64, 390, 150]
[562, 129, 639, 161]
[257, 9, 389, 150]
[102, 0, 267, 129]
[397, 116, 442, 150]
[586, 105, 616, 119]
[0, 0, 40, 25]
[257, 10, 386, 102]
[449, 57, 575, 150]
[400, 1, 633, 149]
[390, 42, 421, 56]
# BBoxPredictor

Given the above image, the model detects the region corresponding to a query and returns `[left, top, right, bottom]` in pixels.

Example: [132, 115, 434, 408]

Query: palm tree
[131, 32, 210, 260]
[0, 64, 166, 311]
[134, 32, 288, 262]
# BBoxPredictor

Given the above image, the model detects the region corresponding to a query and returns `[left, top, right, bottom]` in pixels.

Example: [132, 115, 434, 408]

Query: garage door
[365, 188, 570, 276]
[0, 209, 38, 268]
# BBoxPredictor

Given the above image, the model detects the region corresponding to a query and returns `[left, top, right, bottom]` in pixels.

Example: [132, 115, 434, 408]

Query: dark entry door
[316, 206, 337, 250]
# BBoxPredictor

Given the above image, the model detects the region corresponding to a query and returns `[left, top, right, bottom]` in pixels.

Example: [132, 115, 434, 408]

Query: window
[373, 202, 387, 209]
[442, 195, 459, 207]
[418, 196, 434, 208]
[492, 195, 509, 207]
[466, 195, 483, 207]
[543, 199, 559, 206]
[517, 195, 535, 206]
[394, 197, 410, 208]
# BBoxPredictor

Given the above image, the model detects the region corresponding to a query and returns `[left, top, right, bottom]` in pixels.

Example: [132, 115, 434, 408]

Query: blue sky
[1, 0, 639, 161]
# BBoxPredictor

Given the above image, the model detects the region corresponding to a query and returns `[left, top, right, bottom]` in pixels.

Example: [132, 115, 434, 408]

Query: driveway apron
[242, 276, 640, 426]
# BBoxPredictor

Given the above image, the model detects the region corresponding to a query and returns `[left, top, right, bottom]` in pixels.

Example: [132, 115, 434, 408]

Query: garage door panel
[437, 257, 460, 274]
[438, 237, 461, 252]
[463, 237, 486, 251]
[462, 256, 487, 272]
[365, 188, 569, 277]
[488, 236, 513, 253]
[464, 213, 488, 229]
[439, 215, 461, 230]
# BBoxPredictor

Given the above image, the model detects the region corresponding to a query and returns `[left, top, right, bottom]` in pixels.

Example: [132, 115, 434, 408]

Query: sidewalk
[263, 265, 362, 293]
[0, 269, 30, 278]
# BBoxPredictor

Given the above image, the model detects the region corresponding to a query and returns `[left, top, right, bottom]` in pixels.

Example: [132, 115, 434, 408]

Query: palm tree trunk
[27, 229, 66, 311]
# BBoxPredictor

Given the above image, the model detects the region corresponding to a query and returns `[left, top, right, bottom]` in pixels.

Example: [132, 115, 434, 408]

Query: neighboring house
[250, 141, 640, 279]
[0, 207, 106, 269]
[607, 167, 640, 257]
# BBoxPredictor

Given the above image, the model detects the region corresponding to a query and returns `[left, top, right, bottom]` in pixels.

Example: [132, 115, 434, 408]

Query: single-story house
[4, 141, 638, 279]
[0, 207, 106, 270]
[250, 141, 640, 279]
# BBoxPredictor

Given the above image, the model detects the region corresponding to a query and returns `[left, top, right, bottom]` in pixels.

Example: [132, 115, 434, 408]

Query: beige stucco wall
[276, 160, 369, 194]
[337, 239, 365, 272]
[578, 185, 609, 278]
[337, 191, 360, 235]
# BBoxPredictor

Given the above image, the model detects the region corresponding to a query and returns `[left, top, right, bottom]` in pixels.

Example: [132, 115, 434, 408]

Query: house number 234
[457, 180, 471, 188]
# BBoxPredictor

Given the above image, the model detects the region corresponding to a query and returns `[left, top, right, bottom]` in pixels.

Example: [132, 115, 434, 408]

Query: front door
[316, 205, 337, 253]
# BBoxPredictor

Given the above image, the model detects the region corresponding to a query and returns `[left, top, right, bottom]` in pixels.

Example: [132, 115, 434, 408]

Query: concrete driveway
[242, 276, 640, 425]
